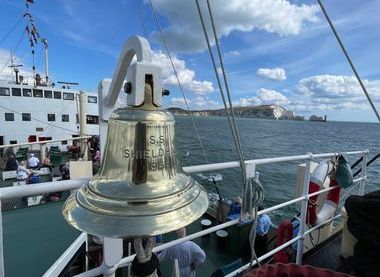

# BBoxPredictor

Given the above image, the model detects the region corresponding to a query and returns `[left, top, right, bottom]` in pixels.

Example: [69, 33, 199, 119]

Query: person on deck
[255, 206, 273, 257]
[27, 154, 40, 169]
[5, 155, 18, 171]
[17, 160, 31, 181]
[158, 227, 206, 277]
[227, 196, 242, 220]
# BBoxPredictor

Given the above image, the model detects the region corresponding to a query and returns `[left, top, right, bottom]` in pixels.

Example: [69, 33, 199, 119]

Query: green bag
[335, 153, 354, 188]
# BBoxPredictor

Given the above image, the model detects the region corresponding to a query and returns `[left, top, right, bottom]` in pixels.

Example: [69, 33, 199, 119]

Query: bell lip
[62, 186, 209, 238]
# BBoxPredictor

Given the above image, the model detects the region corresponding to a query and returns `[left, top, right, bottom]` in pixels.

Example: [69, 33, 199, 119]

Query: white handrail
[72, 175, 364, 277]
[43, 233, 87, 277]
[0, 150, 368, 277]
[0, 150, 367, 199]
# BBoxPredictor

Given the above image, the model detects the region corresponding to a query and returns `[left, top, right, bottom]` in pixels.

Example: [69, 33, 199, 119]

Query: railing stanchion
[359, 151, 368, 195]
[296, 153, 312, 264]
[0, 198, 4, 277]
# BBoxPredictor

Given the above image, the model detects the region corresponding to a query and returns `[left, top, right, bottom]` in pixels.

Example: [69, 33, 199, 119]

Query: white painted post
[0, 198, 4, 277]
[103, 238, 123, 277]
[359, 151, 368, 195]
[79, 91, 88, 161]
[296, 153, 312, 264]
[127, 242, 131, 277]
[174, 259, 180, 277]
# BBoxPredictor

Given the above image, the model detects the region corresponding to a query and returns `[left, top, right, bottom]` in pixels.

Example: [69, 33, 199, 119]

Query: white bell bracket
[99, 35, 162, 122]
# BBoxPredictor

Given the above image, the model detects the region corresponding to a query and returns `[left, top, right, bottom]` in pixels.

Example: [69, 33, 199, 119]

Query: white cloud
[290, 75, 380, 111]
[170, 96, 219, 110]
[151, 0, 319, 53]
[151, 51, 214, 94]
[256, 67, 287, 81]
[233, 88, 288, 107]
[256, 88, 288, 105]
[193, 96, 220, 109]
[225, 50, 240, 57]
[171, 97, 190, 108]
[295, 74, 380, 110]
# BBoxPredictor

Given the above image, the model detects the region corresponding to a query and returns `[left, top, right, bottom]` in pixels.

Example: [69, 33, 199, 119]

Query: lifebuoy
[307, 161, 340, 225]
[274, 220, 294, 263]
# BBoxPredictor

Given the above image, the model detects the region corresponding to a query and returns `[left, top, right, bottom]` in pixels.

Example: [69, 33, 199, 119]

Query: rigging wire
[196, 0, 264, 269]
[0, 104, 79, 134]
[0, 16, 24, 46]
[149, 0, 210, 164]
[204, 0, 247, 178]
[0, 29, 26, 75]
[137, 0, 149, 39]
[194, 0, 245, 173]
[317, 0, 380, 122]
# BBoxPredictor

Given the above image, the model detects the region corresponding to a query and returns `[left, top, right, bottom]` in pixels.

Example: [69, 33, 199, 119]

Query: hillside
[168, 105, 297, 120]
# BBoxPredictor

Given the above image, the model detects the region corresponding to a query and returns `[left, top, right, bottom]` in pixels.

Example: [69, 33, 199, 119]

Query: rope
[134, 237, 154, 263]
[150, 0, 210, 164]
[137, 0, 149, 39]
[132, 237, 158, 277]
[317, 0, 380, 122]
[247, 177, 264, 268]
[196, 0, 258, 221]
[0, 16, 24, 46]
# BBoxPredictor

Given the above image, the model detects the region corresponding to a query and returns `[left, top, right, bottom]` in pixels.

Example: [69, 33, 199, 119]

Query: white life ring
[307, 161, 340, 225]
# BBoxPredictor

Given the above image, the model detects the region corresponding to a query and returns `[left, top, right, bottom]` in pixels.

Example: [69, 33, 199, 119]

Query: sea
[174, 116, 380, 222]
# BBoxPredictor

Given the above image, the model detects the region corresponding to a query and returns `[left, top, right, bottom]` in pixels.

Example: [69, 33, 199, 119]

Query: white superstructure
[0, 82, 99, 147]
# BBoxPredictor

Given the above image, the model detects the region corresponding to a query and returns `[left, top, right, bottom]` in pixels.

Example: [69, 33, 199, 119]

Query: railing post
[103, 238, 123, 277]
[296, 153, 312, 264]
[0, 198, 4, 277]
[359, 150, 368, 195]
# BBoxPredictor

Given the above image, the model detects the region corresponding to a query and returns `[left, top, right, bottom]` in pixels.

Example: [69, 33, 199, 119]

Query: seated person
[255, 206, 273, 257]
[17, 160, 31, 181]
[227, 197, 242, 220]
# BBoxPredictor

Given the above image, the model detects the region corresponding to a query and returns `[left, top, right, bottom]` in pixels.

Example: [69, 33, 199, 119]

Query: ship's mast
[43, 39, 49, 84]
[8, 50, 23, 84]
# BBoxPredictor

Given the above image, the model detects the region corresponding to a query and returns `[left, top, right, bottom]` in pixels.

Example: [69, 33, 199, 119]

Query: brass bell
[62, 37, 208, 237]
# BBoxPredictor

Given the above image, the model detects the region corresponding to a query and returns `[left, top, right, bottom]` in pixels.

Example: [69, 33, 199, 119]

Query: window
[22, 113, 31, 121]
[23, 88, 32, 97]
[28, 135, 37, 142]
[33, 89, 43, 98]
[44, 90, 52, 98]
[54, 91, 61, 99]
[12, 88, 21, 96]
[88, 96, 97, 103]
[5, 113, 14, 121]
[10, 140, 17, 144]
[47, 114, 55, 122]
[0, 87, 10, 96]
[86, 115, 99, 125]
[62, 114, 70, 122]
[63, 92, 75, 100]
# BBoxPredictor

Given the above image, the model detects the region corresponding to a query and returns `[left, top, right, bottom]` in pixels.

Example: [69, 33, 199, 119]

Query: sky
[1, 0, 380, 122]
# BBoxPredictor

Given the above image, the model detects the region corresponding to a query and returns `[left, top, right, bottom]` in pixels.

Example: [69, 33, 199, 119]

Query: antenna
[57, 81, 79, 89]
[8, 50, 23, 84]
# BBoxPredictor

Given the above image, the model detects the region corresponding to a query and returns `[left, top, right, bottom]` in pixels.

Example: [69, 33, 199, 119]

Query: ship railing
[0, 150, 368, 277]
[0, 135, 91, 150]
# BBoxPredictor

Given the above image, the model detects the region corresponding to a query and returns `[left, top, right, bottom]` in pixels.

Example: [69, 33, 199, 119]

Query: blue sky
[1, 0, 380, 122]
